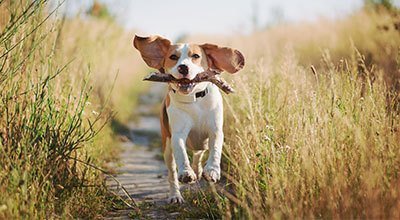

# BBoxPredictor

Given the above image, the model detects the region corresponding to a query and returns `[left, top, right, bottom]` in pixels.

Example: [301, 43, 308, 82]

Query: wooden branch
[143, 70, 235, 94]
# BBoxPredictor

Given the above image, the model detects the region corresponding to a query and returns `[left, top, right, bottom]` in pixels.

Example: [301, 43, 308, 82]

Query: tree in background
[365, 0, 395, 10]
[87, 0, 111, 19]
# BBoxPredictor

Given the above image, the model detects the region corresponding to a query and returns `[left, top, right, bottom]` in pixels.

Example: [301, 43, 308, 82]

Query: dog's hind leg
[164, 138, 184, 203]
[192, 150, 205, 180]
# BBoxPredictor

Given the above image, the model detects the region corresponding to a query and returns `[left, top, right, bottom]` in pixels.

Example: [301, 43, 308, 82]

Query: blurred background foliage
[0, 0, 400, 218]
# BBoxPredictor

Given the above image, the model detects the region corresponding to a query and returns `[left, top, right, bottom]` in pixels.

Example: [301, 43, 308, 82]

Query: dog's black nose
[177, 64, 188, 75]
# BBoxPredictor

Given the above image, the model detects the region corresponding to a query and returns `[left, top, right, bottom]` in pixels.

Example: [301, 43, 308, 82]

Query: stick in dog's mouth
[143, 70, 235, 94]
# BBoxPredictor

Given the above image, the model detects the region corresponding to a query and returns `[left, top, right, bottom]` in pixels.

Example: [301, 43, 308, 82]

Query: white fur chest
[167, 83, 223, 144]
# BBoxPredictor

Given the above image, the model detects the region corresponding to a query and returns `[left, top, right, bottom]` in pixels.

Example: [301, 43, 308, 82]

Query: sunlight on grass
[202, 7, 400, 219]
[1, 0, 399, 218]
[0, 0, 143, 218]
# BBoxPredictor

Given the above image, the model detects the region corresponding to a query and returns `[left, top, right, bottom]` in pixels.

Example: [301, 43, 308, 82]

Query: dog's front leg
[203, 130, 224, 182]
[171, 132, 197, 184]
[164, 139, 184, 203]
[168, 107, 197, 184]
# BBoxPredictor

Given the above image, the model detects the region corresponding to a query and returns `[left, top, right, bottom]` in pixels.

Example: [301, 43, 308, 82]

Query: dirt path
[106, 84, 182, 219]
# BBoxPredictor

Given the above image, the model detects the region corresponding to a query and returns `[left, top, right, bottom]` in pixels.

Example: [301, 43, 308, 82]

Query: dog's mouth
[176, 80, 196, 94]
[144, 70, 235, 94]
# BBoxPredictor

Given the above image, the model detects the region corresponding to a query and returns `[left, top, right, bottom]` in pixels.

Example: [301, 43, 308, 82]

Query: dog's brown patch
[163, 45, 181, 70]
[188, 44, 209, 69]
[160, 93, 171, 152]
[133, 35, 171, 69]
[200, 43, 245, 73]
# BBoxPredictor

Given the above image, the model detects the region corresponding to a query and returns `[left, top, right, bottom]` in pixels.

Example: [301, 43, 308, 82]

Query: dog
[133, 35, 245, 203]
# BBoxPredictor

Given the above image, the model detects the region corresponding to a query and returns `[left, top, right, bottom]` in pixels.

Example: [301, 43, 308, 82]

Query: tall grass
[56, 18, 145, 123]
[221, 50, 400, 218]
[0, 0, 140, 218]
[187, 7, 400, 219]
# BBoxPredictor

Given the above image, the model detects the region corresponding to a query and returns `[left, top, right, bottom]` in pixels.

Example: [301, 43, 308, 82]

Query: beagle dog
[133, 35, 244, 203]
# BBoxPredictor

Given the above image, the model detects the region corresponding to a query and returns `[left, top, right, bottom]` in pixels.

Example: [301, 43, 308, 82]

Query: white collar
[169, 87, 209, 103]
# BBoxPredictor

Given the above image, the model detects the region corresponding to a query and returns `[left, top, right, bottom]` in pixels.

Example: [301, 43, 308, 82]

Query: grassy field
[1, 0, 400, 219]
[188, 6, 400, 219]
[0, 1, 143, 218]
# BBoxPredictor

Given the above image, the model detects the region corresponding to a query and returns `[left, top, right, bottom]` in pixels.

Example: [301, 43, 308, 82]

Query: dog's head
[133, 35, 245, 94]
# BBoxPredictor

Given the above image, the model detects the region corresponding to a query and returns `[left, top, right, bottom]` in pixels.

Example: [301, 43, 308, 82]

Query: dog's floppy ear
[133, 35, 171, 69]
[200, 44, 245, 74]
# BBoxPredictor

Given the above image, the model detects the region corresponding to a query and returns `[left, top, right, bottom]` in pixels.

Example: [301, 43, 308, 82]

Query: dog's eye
[169, 54, 179, 60]
[191, 54, 200, 59]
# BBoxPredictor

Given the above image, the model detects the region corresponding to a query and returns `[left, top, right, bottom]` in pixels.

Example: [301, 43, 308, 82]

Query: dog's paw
[202, 166, 220, 182]
[178, 169, 197, 184]
[168, 194, 185, 204]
